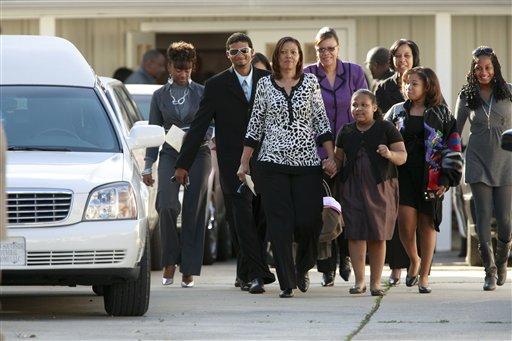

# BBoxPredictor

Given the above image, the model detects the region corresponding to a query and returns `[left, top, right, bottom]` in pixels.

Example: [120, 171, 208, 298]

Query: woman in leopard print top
[238, 37, 335, 298]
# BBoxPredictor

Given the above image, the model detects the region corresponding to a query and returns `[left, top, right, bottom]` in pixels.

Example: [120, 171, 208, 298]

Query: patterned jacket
[385, 100, 463, 193]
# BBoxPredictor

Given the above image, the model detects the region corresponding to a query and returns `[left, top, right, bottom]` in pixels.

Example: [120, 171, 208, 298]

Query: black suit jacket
[375, 72, 405, 113]
[176, 66, 271, 194]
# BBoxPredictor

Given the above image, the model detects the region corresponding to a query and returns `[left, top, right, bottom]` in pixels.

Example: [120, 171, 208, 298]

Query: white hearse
[0, 36, 164, 316]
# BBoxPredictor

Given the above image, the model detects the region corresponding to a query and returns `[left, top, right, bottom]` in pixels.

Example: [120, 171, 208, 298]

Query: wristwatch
[141, 168, 152, 176]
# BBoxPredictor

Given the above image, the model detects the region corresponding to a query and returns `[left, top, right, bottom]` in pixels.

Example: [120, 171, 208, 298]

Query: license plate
[0, 237, 26, 266]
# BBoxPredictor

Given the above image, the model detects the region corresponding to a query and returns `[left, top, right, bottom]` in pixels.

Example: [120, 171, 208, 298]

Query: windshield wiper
[8, 146, 72, 152]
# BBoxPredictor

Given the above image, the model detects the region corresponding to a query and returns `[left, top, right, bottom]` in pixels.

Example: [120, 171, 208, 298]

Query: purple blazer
[304, 60, 368, 159]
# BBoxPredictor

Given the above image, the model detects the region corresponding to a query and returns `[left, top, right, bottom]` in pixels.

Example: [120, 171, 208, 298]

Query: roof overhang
[1, 1, 511, 19]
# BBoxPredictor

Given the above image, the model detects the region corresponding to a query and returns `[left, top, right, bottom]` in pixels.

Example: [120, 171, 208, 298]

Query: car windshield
[1, 86, 120, 152]
[131, 94, 151, 120]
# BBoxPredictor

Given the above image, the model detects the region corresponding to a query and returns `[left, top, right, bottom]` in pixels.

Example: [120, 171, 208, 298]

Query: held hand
[142, 174, 155, 187]
[376, 144, 392, 159]
[322, 158, 337, 178]
[174, 168, 189, 186]
[237, 162, 250, 183]
[436, 185, 448, 197]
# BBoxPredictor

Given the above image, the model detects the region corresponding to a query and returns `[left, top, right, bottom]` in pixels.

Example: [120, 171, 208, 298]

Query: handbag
[317, 180, 344, 260]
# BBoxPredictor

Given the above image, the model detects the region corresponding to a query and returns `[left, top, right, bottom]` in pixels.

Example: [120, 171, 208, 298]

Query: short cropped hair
[226, 32, 253, 50]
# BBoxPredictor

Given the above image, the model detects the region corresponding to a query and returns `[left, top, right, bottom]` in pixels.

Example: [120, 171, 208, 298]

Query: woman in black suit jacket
[142, 42, 211, 288]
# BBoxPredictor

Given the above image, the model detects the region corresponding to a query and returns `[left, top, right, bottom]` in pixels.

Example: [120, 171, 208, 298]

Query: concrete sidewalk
[1, 252, 511, 340]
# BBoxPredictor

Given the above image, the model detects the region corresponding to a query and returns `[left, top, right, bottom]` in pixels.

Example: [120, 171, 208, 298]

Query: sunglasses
[316, 46, 338, 54]
[228, 47, 252, 56]
[472, 47, 494, 57]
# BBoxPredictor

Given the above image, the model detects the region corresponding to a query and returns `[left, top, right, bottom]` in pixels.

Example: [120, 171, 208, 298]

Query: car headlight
[83, 182, 137, 220]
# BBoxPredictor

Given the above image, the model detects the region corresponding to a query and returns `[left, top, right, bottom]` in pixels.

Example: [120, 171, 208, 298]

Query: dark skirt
[397, 165, 441, 231]
[340, 149, 399, 241]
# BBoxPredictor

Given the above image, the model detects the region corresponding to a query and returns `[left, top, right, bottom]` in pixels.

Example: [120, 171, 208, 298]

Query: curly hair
[166, 41, 197, 69]
[459, 46, 512, 109]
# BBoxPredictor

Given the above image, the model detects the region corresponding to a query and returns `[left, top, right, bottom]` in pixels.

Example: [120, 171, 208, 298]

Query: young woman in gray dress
[335, 89, 406, 296]
[142, 42, 212, 287]
[456, 46, 512, 291]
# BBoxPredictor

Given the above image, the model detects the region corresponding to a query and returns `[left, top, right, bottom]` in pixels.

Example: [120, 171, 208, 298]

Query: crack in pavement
[345, 286, 392, 341]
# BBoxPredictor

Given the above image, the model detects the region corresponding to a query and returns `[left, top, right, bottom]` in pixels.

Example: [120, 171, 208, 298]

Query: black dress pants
[223, 189, 275, 284]
[259, 168, 323, 290]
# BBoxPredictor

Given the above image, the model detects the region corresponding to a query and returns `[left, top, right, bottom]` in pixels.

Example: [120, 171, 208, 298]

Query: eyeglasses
[228, 47, 252, 56]
[316, 46, 338, 54]
[472, 47, 494, 57]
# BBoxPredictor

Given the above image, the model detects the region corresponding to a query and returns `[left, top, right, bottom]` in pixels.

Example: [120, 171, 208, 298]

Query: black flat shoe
[279, 289, 294, 298]
[418, 285, 432, 294]
[321, 271, 335, 287]
[349, 286, 367, 294]
[370, 288, 385, 296]
[234, 277, 242, 288]
[249, 278, 265, 294]
[339, 257, 351, 282]
[240, 282, 251, 291]
[388, 276, 400, 286]
[297, 272, 310, 293]
[405, 274, 419, 287]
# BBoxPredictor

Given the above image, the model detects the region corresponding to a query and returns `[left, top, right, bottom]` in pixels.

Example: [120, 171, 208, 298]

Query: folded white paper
[245, 174, 256, 196]
[165, 125, 186, 152]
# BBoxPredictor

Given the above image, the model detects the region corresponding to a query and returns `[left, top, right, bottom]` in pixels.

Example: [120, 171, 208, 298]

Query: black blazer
[176, 66, 271, 194]
[375, 72, 405, 113]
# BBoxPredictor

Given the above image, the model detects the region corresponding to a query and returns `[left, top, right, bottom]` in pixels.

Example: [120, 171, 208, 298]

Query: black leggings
[470, 183, 512, 244]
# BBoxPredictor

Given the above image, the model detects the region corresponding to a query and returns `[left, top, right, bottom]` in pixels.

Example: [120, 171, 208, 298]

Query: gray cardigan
[144, 80, 209, 168]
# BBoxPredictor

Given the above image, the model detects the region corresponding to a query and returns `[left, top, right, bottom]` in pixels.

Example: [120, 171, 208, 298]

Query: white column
[39, 16, 56, 36]
[435, 13, 452, 252]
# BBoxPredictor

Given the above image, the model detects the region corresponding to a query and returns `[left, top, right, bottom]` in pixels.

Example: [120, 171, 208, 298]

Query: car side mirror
[501, 129, 512, 152]
[127, 124, 164, 150]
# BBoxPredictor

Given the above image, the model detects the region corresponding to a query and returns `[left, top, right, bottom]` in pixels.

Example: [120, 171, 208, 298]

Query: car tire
[103, 232, 150, 316]
[150, 221, 162, 271]
[92, 285, 104, 296]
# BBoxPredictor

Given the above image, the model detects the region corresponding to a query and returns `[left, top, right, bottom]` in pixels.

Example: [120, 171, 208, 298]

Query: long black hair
[459, 46, 512, 109]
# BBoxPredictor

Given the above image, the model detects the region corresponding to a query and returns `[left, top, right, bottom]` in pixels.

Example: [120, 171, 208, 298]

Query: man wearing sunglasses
[175, 32, 275, 294]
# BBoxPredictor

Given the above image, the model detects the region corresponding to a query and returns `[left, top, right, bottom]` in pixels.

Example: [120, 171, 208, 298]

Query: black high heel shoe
[405, 274, 419, 287]
[418, 285, 432, 294]
[279, 289, 294, 298]
[388, 276, 400, 286]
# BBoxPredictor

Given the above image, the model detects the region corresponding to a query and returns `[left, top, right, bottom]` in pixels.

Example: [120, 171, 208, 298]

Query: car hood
[6, 151, 124, 194]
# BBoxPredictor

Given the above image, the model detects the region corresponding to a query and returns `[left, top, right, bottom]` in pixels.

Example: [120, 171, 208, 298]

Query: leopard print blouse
[245, 73, 332, 168]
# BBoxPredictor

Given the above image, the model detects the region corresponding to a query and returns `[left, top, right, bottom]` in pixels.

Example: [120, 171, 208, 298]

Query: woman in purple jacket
[304, 27, 368, 287]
